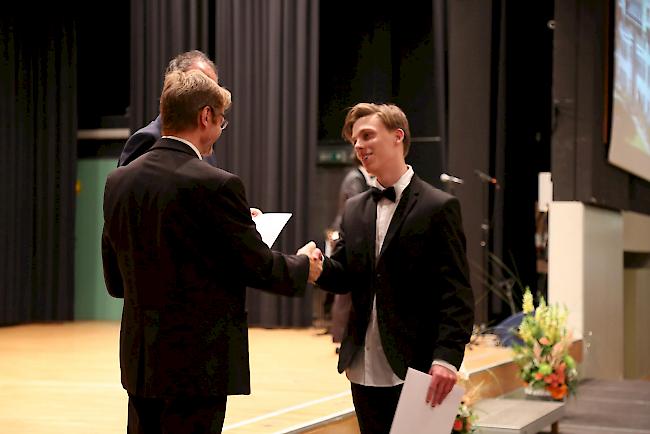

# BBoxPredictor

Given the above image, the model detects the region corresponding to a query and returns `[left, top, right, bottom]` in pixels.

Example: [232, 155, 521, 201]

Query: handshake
[296, 241, 323, 284]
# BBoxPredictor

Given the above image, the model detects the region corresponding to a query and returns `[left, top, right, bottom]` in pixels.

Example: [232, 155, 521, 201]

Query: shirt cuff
[432, 359, 457, 374]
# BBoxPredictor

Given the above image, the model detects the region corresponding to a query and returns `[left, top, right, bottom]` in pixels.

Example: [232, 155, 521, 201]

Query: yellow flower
[523, 289, 534, 314]
[514, 289, 578, 400]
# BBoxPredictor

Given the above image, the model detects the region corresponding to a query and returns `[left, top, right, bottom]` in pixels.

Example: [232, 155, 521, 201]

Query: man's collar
[371, 165, 414, 202]
[161, 135, 203, 160]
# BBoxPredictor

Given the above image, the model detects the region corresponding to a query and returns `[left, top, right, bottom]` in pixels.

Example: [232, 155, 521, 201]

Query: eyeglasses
[205, 105, 229, 131]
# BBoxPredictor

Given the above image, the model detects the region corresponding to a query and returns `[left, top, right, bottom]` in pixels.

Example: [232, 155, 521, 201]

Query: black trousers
[127, 394, 227, 434]
[350, 383, 403, 434]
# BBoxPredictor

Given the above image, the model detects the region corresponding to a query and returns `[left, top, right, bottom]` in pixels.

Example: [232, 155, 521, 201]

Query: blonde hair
[160, 70, 231, 132]
[341, 103, 411, 156]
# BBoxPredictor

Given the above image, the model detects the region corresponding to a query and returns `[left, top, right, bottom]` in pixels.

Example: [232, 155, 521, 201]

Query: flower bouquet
[512, 289, 578, 400]
[451, 401, 476, 433]
[451, 369, 479, 434]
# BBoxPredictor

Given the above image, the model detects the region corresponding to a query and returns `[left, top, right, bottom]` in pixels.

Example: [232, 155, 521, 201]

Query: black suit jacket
[119, 115, 218, 167]
[102, 138, 309, 398]
[316, 175, 474, 379]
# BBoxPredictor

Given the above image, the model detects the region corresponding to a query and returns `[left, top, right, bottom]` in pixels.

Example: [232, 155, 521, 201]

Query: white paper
[389, 368, 465, 434]
[252, 212, 292, 248]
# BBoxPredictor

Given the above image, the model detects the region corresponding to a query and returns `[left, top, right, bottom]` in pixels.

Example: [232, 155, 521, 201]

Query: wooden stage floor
[0, 322, 514, 434]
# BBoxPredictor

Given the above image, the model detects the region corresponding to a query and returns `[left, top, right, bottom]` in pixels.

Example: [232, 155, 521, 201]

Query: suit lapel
[377, 175, 421, 261]
[359, 193, 378, 272]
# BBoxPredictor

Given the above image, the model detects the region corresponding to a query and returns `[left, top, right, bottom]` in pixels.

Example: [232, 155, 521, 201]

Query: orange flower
[453, 418, 463, 431]
[539, 336, 550, 345]
[535, 372, 544, 380]
[548, 384, 568, 400]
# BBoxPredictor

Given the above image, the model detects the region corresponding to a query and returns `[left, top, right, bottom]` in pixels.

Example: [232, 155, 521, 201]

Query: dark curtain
[448, 0, 495, 325]
[214, 0, 319, 327]
[130, 0, 319, 327]
[432, 0, 448, 173]
[129, 0, 213, 132]
[498, 0, 554, 320]
[0, 12, 77, 326]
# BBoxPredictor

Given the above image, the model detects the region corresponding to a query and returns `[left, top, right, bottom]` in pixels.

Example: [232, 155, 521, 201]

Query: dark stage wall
[6, 0, 650, 328]
[553, 0, 650, 214]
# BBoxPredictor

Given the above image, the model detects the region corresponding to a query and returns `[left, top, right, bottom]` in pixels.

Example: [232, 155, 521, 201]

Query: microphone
[474, 169, 500, 188]
[440, 173, 464, 184]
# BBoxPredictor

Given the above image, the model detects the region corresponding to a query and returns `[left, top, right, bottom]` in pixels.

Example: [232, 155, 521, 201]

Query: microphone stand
[476, 170, 499, 320]
[481, 183, 489, 248]
[480, 181, 489, 318]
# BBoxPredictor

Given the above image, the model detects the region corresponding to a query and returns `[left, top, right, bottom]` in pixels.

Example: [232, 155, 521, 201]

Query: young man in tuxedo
[102, 69, 322, 434]
[315, 103, 475, 434]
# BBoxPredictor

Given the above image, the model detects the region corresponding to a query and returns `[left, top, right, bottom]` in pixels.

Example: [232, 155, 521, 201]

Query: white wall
[548, 202, 624, 379]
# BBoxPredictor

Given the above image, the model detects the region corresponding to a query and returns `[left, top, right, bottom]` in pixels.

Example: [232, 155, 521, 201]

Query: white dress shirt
[161, 135, 203, 160]
[346, 166, 457, 386]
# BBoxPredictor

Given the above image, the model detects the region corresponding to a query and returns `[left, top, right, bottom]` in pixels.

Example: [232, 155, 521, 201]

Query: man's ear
[199, 106, 211, 128]
[395, 128, 404, 143]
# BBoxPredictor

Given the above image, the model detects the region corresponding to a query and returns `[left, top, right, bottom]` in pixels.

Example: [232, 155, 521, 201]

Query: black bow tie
[370, 186, 396, 202]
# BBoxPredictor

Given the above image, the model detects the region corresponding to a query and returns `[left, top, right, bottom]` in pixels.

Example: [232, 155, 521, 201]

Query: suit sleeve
[430, 198, 475, 368]
[214, 176, 309, 296]
[101, 224, 124, 298]
[315, 208, 352, 294]
[118, 132, 155, 167]
[101, 175, 124, 298]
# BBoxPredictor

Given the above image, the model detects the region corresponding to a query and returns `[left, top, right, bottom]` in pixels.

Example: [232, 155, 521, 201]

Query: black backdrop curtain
[0, 12, 77, 326]
[448, 1, 552, 324]
[129, 0, 213, 132]
[214, 0, 319, 327]
[130, 0, 319, 327]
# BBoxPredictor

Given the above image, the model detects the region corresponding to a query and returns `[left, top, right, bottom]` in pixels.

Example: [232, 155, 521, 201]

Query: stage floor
[0, 322, 513, 434]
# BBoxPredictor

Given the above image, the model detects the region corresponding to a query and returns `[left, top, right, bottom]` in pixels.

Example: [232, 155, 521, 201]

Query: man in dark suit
[102, 69, 322, 434]
[328, 159, 373, 350]
[315, 103, 475, 434]
[118, 50, 219, 168]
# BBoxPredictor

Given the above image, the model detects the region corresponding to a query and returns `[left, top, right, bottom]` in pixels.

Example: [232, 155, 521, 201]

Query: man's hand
[297, 241, 323, 283]
[426, 364, 457, 407]
[250, 208, 262, 218]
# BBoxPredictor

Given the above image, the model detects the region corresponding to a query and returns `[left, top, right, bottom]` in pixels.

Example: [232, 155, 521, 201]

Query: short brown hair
[160, 70, 231, 132]
[341, 103, 411, 156]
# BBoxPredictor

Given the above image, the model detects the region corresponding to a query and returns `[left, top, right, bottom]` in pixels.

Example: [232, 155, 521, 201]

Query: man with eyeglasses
[120, 50, 261, 217]
[102, 69, 323, 434]
[119, 50, 220, 168]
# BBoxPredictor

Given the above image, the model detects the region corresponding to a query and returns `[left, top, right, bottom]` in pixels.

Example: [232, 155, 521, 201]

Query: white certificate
[390, 368, 464, 434]
[252, 212, 292, 248]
